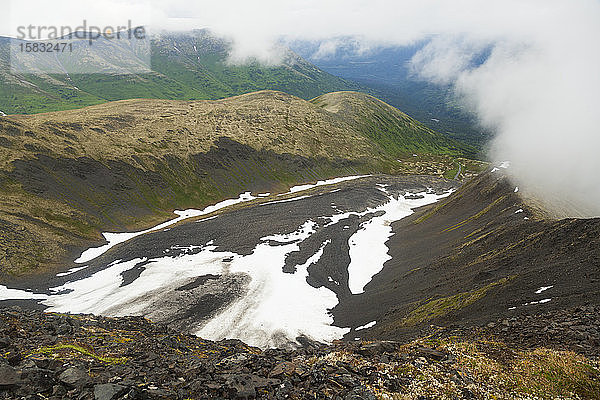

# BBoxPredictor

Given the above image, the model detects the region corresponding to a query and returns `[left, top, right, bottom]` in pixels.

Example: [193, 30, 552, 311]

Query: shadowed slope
[333, 168, 600, 340]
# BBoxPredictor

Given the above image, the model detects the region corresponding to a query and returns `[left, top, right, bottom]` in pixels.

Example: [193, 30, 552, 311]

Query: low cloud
[409, 3, 600, 216]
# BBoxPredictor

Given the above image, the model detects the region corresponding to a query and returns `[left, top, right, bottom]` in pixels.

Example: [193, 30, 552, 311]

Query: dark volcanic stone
[357, 341, 400, 356]
[345, 386, 377, 400]
[52, 384, 68, 397]
[4, 350, 21, 366]
[58, 367, 90, 387]
[269, 361, 295, 377]
[0, 364, 19, 386]
[1, 300, 599, 399]
[223, 373, 281, 398]
[94, 383, 127, 400]
[415, 346, 447, 361]
[21, 367, 55, 391]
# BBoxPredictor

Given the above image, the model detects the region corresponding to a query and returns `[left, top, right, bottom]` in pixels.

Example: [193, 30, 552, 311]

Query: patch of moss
[401, 277, 510, 327]
[465, 230, 545, 269]
[28, 344, 128, 364]
[441, 195, 507, 233]
[413, 188, 466, 225]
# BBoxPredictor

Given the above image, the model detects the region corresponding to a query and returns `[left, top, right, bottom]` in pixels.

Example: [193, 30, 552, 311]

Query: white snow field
[0, 178, 452, 349]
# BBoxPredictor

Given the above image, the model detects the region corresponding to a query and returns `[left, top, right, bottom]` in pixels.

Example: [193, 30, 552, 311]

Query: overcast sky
[3, 0, 600, 215]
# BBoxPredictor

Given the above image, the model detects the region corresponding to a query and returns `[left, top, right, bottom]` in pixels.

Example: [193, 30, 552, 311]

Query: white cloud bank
[4, 0, 600, 215]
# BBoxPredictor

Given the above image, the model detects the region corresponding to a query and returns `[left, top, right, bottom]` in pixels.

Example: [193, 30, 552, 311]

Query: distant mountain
[0, 32, 487, 149]
[0, 90, 477, 276]
[287, 39, 490, 147]
[0, 30, 358, 115]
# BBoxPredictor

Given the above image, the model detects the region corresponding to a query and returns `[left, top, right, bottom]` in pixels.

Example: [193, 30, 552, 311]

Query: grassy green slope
[312, 91, 477, 158]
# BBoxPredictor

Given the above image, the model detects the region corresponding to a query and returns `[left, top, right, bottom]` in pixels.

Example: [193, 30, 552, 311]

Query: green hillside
[312, 91, 475, 157]
[0, 31, 357, 115]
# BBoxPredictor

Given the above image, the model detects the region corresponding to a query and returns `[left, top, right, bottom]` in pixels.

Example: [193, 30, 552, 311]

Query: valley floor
[0, 175, 456, 349]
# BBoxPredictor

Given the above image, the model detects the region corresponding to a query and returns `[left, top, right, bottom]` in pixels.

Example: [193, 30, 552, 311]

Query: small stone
[224, 374, 256, 399]
[0, 338, 10, 349]
[345, 386, 377, 400]
[22, 367, 55, 391]
[357, 341, 399, 356]
[0, 365, 19, 386]
[334, 374, 358, 387]
[58, 367, 90, 387]
[416, 346, 447, 361]
[52, 384, 67, 397]
[416, 357, 428, 365]
[57, 323, 73, 335]
[94, 383, 127, 400]
[5, 350, 21, 366]
[269, 361, 295, 377]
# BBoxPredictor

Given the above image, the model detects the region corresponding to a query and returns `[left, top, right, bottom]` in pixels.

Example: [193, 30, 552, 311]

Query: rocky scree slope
[0, 306, 599, 399]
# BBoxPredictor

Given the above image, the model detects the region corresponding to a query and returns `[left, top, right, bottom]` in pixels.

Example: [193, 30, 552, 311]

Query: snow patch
[56, 266, 88, 277]
[0, 285, 48, 300]
[347, 190, 453, 294]
[196, 230, 349, 348]
[260, 195, 312, 206]
[535, 285, 553, 294]
[524, 298, 552, 306]
[492, 161, 511, 173]
[356, 321, 376, 331]
[376, 183, 390, 194]
[1, 182, 456, 349]
[75, 192, 256, 264]
[328, 276, 340, 285]
[196, 215, 218, 223]
[283, 175, 370, 195]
